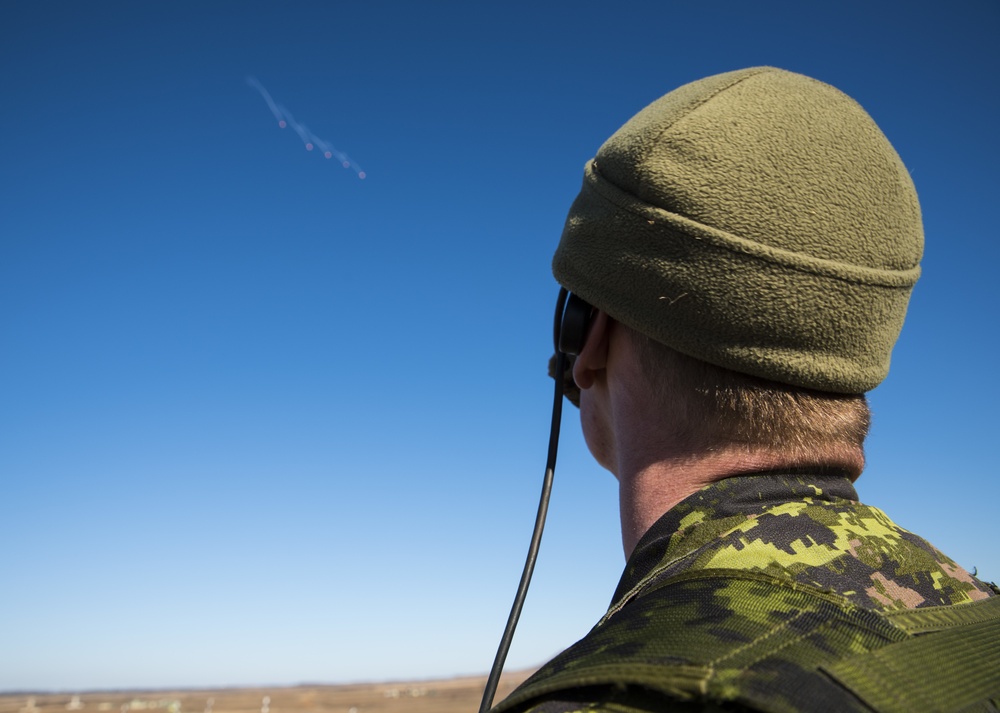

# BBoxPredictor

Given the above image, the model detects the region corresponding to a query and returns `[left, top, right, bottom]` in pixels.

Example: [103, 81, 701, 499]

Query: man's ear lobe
[572, 311, 610, 390]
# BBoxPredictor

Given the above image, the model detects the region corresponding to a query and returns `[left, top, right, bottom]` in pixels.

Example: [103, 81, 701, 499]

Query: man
[493, 67, 999, 712]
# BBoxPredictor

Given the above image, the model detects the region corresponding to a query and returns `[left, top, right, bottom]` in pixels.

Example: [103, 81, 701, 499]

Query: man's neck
[616, 448, 862, 558]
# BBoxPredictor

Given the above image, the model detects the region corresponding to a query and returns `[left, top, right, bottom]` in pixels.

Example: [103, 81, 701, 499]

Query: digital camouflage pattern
[492, 473, 999, 713]
[614, 472, 993, 613]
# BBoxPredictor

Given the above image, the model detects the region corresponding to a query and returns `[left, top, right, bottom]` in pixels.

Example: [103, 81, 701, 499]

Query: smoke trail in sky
[278, 106, 315, 151]
[246, 76, 283, 126]
[305, 133, 365, 177]
[246, 76, 365, 179]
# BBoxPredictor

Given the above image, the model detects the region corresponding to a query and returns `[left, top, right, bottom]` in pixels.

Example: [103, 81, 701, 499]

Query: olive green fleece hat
[553, 66, 923, 394]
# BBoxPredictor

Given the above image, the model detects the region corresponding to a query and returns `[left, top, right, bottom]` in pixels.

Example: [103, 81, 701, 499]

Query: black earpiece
[554, 288, 594, 356]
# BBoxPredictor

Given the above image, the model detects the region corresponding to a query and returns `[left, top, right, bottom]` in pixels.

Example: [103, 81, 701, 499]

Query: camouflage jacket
[493, 472, 998, 713]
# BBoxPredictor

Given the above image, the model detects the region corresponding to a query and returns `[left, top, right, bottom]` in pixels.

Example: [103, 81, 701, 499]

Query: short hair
[627, 328, 871, 459]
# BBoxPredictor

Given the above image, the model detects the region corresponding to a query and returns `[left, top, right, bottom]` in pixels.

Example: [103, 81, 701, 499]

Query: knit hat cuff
[553, 163, 921, 393]
[581, 162, 921, 288]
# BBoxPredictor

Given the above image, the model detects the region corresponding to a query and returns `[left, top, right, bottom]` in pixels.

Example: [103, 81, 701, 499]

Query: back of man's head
[554, 67, 924, 396]
[627, 327, 870, 470]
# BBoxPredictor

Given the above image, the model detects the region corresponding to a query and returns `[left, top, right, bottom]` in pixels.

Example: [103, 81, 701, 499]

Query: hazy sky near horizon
[2, 0, 998, 693]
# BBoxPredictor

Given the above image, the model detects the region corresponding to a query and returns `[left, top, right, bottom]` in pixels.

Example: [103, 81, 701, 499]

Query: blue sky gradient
[2, 0, 998, 692]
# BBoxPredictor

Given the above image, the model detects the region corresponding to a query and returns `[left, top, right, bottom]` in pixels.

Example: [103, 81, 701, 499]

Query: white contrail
[279, 107, 314, 150]
[246, 76, 285, 126]
[247, 77, 366, 179]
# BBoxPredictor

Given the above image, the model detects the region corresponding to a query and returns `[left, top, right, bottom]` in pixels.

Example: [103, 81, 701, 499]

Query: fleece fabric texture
[552, 67, 923, 393]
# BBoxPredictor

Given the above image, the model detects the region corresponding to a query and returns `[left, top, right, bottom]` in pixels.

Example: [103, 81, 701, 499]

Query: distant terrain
[0, 671, 534, 713]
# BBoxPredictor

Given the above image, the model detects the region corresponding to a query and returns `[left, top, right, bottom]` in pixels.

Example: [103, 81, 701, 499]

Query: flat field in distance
[0, 671, 534, 713]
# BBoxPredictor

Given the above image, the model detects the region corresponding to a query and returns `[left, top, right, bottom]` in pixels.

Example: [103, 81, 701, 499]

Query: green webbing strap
[883, 590, 1000, 632]
[824, 596, 1000, 713]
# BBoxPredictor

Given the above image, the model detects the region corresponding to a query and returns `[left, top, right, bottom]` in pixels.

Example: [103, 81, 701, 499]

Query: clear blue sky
[1, 0, 997, 692]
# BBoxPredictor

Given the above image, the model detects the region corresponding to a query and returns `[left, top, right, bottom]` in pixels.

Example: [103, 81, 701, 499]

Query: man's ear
[572, 311, 610, 391]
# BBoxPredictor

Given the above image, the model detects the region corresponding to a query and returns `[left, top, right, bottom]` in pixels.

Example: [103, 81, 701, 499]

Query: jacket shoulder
[495, 571, 1000, 713]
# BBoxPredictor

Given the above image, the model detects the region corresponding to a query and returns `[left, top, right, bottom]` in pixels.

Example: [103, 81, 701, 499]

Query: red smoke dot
[342, 160, 350, 168]
[358, 172, 367, 180]
[324, 151, 333, 159]
[278, 120, 287, 128]
[305, 143, 314, 151]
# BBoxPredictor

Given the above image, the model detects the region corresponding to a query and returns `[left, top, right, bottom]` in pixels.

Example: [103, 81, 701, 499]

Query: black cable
[478, 350, 567, 712]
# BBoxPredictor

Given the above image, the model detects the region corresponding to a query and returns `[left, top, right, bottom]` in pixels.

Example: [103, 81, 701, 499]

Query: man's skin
[573, 311, 866, 557]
